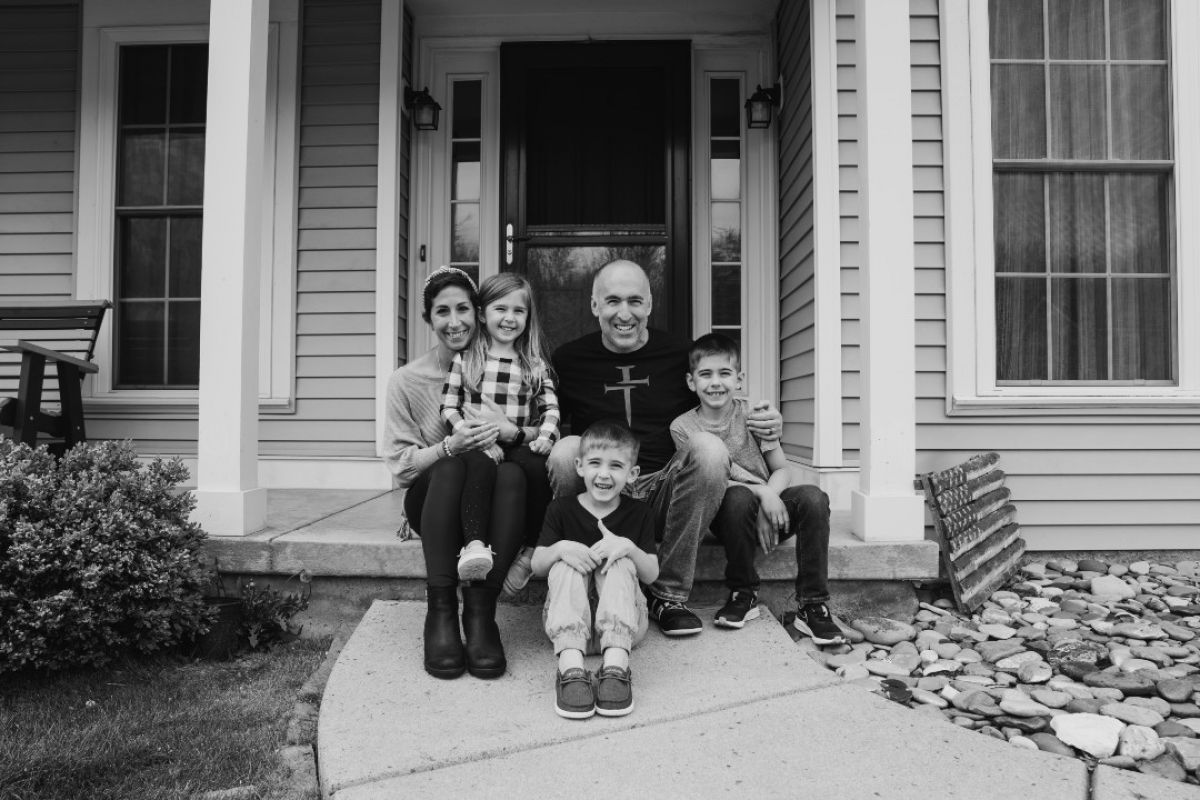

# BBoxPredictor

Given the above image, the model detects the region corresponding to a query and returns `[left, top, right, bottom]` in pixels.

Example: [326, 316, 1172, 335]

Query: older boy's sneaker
[555, 668, 595, 719]
[595, 665, 633, 717]
[457, 540, 494, 582]
[793, 602, 846, 646]
[647, 595, 702, 636]
[502, 547, 534, 596]
[714, 591, 760, 629]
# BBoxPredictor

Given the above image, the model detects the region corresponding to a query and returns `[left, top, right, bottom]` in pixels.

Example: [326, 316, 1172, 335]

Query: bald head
[591, 259, 652, 353]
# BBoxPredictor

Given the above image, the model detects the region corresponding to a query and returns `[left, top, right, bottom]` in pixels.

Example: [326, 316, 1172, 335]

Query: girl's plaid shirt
[440, 352, 560, 443]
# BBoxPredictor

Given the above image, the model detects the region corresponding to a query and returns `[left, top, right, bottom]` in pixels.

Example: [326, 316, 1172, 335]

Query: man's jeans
[542, 558, 648, 655]
[710, 484, 831, 605]
[547, 433, 728, 602]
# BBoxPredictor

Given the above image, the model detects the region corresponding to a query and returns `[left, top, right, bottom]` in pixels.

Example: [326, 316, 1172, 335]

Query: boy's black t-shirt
[551, 328, 695, 473]
[537, 495, 657, 555]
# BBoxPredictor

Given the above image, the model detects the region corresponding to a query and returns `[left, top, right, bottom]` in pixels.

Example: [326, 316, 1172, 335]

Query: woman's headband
[423, 266, 477, 294]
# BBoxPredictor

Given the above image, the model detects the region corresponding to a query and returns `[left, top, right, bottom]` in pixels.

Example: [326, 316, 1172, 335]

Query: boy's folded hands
[557, 540, 600, 574]
[591, 520, 635, 573]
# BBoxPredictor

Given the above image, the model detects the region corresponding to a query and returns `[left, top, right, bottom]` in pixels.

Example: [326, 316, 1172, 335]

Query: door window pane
[448, 80, 482, 277]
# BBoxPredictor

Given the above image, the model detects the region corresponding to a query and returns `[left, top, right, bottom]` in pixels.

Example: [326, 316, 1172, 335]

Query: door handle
[505, 223, 530, 265]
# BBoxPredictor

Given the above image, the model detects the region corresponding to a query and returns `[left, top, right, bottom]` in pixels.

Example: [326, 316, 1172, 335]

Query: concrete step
[315, 599, 1124, 799]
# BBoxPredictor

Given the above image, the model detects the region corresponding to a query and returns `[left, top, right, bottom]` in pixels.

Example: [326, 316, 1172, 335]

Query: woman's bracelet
[441, 437, 454, 458]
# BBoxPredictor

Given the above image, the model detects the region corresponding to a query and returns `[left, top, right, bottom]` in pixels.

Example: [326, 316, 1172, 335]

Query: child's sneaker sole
[457, 554, 493, 582]
[714, 605, 761, 629]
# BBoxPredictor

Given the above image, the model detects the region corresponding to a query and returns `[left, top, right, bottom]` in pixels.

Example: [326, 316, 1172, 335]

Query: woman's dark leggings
[403, 454, 527, 591]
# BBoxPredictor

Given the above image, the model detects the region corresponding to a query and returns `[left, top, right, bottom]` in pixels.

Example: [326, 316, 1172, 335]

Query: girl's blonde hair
[461, 273, 551, 393]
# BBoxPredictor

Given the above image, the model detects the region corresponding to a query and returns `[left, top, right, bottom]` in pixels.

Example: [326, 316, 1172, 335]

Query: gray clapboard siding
[397, 5, 412, 363]
[0, 1, 77, 302]
[776, 0, 816, 461]
[916, 0, 1200, 549]
[835, 0, 860, 465]
[260, 0, 382, 457]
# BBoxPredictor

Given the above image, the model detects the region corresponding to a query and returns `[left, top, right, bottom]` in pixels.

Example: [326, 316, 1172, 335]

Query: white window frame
[75, 2, 298, 411]
[941, 0, 1200, 414]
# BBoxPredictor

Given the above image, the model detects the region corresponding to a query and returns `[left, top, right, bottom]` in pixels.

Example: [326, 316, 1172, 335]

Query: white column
[193, 0, 270, 536]
[849, 0, 926, 542]
[375, 0, 403, 455]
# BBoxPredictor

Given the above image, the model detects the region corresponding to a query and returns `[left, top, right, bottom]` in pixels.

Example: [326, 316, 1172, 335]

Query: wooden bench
[0, 300, 111, 452]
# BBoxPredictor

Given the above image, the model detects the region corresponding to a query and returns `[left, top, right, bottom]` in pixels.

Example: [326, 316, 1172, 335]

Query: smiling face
[482, 289, 528, 350]
[428, 286, 476, 356]
[575, 444, 640, 508]
[686, 353, 742, 414]
[591, 260, 652, 353]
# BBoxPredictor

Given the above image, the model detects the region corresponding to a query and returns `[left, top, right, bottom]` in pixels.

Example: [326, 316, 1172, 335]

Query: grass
[0, 638, 331, 800]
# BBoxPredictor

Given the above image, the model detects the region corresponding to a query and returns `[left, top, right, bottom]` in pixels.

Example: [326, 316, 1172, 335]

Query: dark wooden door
[500, 41, 691, 353]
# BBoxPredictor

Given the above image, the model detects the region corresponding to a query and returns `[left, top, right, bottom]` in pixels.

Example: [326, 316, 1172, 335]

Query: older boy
[670, 333, 844, 644]
[532, 421, 660, 719]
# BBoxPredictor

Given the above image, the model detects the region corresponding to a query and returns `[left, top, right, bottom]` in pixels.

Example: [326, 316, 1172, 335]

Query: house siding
[921, 0, 1200, 550]
[0, 1, 79, 301]
[262, 0, 382, 457]
[776, 0, 815, 462]
[836, 0, 860, 465]
[397, 5, 411, 362]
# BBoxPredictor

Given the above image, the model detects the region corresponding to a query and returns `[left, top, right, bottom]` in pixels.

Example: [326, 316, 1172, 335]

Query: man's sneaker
[714, 591, 761, 629]
[456, 540, 494, 582]
[555, 667, 595, 720]
[793, 602, 846, 646]
[595, 665, 633, 717]
[502, 547, 534, 596]
[647, 595, 702, 636]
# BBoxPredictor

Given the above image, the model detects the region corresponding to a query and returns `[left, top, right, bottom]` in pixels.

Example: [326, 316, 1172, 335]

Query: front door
[500, 41, 691, 353]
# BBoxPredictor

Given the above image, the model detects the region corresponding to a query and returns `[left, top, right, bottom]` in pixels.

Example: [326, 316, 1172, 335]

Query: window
[709, 77, 743, 353]
[990, 0, 1172, 384]
[114, 44, 207, 388]
[449, 79, 482, 287]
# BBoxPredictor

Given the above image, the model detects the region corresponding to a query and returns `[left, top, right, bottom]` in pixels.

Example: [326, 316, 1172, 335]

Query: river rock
[1118, 725, 1165, 761]
[1157, 721, 1197, 738]
[979, 623, 1018, 640]
[1101, 702, 1165, 727]
[864, 660, 913, 679]
[976, 639, 1027, 663]
[1079, 558, 1109, 574]
[1137, 752, 1187, 782]
[836, 664, 870, 680]
[999, 689, 1052, 718]
[1032, 689, 1071, 709]
[995, 651, 1042, 671]
[1161, 622, 1197, 643]
[1065, 698, 1106, 714]
[851, 617, 917, 646]
[1029, 732, 1076, 757]
[1018, 661, 1053, 684]
[1051, 713, 1125, 759]
[1164, 737, 1200, 771]
[910, 688, 948, 709]
[1126, 696, 1171, 716]
[1111, 622, 1168, 641]
[1099, 755, 1138, 769]
[993, 714, 1049, 734]
[1169, 702, 1200, 718]
[1084, 670, 1157, 696]
[1047, 640, 1108, 669]
[1092, 575, 1135, 599]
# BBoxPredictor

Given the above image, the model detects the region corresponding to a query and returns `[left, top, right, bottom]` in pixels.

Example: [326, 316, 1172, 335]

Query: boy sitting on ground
[670, 333, 845, 644]
[531, 421, 659, 719]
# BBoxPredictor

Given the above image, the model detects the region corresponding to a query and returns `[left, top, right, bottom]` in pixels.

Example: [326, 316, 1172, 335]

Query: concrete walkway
[317, 601, 1197, 799]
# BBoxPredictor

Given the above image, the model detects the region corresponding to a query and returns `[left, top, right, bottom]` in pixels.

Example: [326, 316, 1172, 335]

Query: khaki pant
[542, 557, 649, 655]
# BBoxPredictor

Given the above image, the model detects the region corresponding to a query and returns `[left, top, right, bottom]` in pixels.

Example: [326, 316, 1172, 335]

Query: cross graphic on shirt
[603, 365, 649, 426]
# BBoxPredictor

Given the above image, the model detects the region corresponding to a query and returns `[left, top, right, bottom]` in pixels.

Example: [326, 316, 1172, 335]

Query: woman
[383, 267, 534, 680]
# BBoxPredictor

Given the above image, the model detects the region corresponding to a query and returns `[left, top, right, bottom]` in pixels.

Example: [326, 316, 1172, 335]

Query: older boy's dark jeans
[710, 484, 831, 605]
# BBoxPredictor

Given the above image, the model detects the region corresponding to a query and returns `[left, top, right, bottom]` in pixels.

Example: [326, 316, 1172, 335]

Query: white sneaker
[457, 540, 494, 582]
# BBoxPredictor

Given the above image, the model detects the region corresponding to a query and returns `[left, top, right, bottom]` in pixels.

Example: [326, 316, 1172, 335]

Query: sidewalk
[317, 601, 1198, 799]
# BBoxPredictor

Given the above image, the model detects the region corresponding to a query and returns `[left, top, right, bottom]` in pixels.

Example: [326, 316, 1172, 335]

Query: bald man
[548, 260, 782, 636]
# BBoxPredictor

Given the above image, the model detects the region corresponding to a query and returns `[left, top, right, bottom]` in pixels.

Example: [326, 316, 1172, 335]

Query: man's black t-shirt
[537, 494, 657, 554]
[552, 329, 695, 473]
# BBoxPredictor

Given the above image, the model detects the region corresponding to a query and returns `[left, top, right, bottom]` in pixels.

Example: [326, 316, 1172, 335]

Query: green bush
[0, 439, 210, 673]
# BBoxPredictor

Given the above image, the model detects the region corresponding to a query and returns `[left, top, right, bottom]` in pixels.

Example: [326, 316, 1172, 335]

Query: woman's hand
[745, 401, 783, 442]
[447, 418, 498, 454]
[465, 398, 520, 442]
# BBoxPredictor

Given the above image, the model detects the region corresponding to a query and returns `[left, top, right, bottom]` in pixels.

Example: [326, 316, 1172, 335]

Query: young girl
[441, 273, 559, 582]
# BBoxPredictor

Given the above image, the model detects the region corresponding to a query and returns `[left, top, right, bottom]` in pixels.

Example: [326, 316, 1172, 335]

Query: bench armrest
[2, 341, 100, 374]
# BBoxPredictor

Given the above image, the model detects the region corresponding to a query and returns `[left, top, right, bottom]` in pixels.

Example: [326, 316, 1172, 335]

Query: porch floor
[202, 489, 941, 582]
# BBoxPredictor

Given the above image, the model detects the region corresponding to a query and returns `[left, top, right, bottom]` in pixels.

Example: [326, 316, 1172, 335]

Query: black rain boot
[424, 585, 466, 679]
[461, 584, 506, 679]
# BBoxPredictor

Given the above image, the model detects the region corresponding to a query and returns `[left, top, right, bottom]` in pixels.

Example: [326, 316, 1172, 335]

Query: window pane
[989, 0, 1044, 59]
[119, 46, 168, 125]
[1110, 0, 1165, 60]
[994, 173, 1045, 273]
[452, 141, 480, 201]
[996, 276, 1047, 380]
[117, 302, 164, 386]
[118, 217, 166, 298]
[1109, 174, 1167, 274]
[1051, 277, 1107, 380]
[451, 80, 481, 139]
[166, 130, 205, 205]
[712, 263, 741, 326]
[1111, 66, 1169, 160]
[169, 216, 202, 297]
[451, 204, 479, 263]
[166, 301, 201, 386]
[119, 132, 165, 206]
[1048, 0, 1104, 60]
[1049, 65, 1106, 159]
[991, 65, 1046, 158]
[711, 202, 741, 262]
[1112, 278, 1170, 380]
[711, 152, 740, 201]
[1048, 173, 1104, 273]
[710, 79, 740, 138]
[168, 45, 208, 124]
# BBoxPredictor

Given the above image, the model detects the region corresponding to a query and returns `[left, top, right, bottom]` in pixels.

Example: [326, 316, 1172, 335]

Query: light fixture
[404, 86, 442, 131]
[744, 83, 781, 130]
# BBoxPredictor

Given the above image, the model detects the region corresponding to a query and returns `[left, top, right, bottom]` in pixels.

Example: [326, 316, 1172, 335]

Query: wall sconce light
[744, 83, 781, 130]
[404, 86, 442, 131]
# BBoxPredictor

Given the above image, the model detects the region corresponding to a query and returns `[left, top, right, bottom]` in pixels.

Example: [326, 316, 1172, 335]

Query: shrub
[239, 576, 310, 650]
[0, 439, 210, 672]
